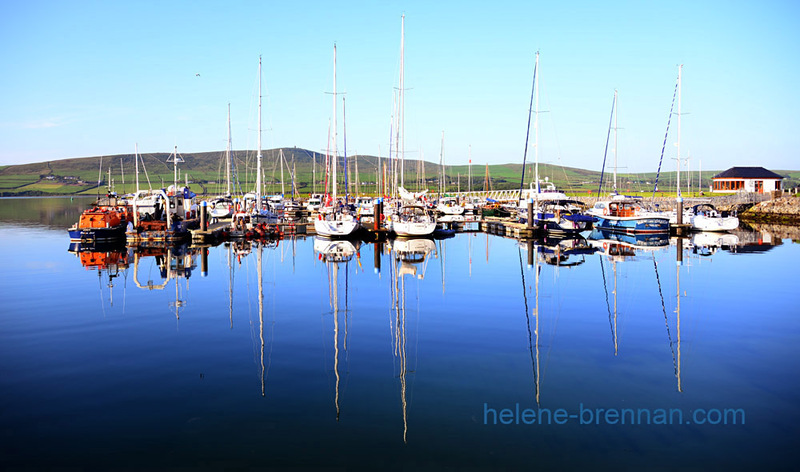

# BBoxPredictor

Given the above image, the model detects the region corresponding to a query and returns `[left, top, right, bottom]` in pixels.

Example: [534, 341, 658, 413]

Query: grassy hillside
[1, 148, 796, 197]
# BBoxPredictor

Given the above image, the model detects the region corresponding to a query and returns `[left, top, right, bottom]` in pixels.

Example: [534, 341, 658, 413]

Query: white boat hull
[690, 215, 739, 232]
[392, 220, 436, 237]
[314, 215, 360, 237]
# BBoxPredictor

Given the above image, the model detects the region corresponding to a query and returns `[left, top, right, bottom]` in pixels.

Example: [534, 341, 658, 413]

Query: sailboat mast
[468, 145, 472, 193]
[676, 64, 682, 197]
[534, 51, 540, 203]
[439, 131, 444, 196]
[280, 149, 285, 196]
[135, 143, 140, 193]
[399, 14, 405, 190]
[256, 56, 263, 209]
[332, 44, 338, 202]
[343, 96, 349, 203]
[226, 103, 232, 196]
[613, 89, 618, 193]
[172, 145, 178, 188]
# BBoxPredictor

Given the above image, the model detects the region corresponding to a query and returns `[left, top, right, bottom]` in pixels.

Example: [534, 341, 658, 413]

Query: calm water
[1, 197, 798, 470]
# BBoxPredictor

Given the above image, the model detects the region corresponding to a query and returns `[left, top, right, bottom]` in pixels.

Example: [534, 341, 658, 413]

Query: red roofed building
[711, 167, 784, 193]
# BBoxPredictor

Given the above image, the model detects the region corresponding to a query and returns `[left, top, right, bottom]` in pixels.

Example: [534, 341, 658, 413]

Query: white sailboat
[232, 56, 278, 233]
[390, 17, 436, 238]
[315, 44, 360, 238]
[516, 52, 593, 234]
[665, 67, 738, 232]
[209, 104, 235, 220]
[673, 203, 739, 231]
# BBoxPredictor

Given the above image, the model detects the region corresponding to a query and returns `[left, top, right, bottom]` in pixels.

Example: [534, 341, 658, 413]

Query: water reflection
[588, 229, 670, 256]
[314, 237, 361, 421]
[389, 237, 436, 443]
[68, 241, 129, 310]
[0, 196, 93, 229]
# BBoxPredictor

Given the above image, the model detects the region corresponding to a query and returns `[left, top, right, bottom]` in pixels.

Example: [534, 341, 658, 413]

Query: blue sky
[1, 0, 798, 173]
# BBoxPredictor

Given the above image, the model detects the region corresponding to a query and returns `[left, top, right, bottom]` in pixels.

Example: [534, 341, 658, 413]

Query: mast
[280, 149, 285, 196]
[256, 56, 263, 210]
[676, 64, 683, 224]
[676, 64, 682, 198]
[439, 131, 444, 197]
[399, 14, 405, 189]
[343, 96, 349, 203]
[332, 44, 338, 202]
[134, 144, 140, 193]
[468, 145, 472, 193]
[534, 51, 540, 204]
[613, 89, 618, 193]
[226, 103, 232, 196]
[518, 51, 538, 205]
[168, 145, 181, 188]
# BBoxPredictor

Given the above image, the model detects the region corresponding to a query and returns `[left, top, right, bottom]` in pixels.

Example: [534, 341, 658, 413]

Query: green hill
[1, 148, 797, 197]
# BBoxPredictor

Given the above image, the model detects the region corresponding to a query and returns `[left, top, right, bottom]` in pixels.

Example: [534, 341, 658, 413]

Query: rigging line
[652, 254, 678, 377]
[518, 247, 538, 400]
[599, 255, 615, 351]
[598, 92, 616, 195]
[518, 55, 538, 205]
[652, 73, 680, 199]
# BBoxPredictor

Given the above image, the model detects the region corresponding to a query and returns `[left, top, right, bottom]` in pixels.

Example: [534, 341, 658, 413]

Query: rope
[652, 73, 680, 199]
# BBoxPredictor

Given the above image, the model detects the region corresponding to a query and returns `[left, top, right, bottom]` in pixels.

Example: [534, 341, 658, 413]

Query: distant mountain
[1, 147, 797, 196]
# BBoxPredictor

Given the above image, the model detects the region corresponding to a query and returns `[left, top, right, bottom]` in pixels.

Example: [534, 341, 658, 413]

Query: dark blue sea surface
[0, 197, 797, 470]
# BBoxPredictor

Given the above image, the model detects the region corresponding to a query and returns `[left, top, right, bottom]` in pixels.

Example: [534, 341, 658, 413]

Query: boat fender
[603, 208, 609, 216]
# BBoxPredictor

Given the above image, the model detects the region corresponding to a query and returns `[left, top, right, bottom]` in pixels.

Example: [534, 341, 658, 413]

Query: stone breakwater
[572, 195, 800, 223]
[740, 197, 800, 223]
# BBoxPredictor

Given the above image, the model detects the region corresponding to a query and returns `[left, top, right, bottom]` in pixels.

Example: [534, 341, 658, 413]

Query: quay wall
[572, 193, 800, 223]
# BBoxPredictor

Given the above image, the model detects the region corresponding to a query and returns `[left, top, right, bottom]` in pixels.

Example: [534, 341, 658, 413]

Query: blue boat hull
[593, 216, 669, 234]
[68, 225, 127, 242]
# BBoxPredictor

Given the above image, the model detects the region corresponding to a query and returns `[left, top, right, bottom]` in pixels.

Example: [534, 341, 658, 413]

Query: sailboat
[382, 17, 437, 238]
[315, 44, 360, 238]
[231, 56, 279, 235]
[516, 52, 594, 234]
[674, 203, 739, 231]
[209, 104, 235, 220]
[587, 89, 670, 233]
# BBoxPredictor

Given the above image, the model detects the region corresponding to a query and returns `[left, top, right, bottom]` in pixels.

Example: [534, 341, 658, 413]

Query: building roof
[713, 166, 784, 179]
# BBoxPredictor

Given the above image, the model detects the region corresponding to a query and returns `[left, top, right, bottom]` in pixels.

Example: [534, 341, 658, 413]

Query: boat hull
[314, 216, 360, 238]
[68, 224, 127, 242]
[534, 213, 595, 234]
[593, 216, 670, 234]
[392, 221, 436, 237]
[690, 215, 739, 232]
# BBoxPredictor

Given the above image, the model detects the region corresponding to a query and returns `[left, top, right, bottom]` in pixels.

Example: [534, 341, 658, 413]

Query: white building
[711, 167, 784, 193]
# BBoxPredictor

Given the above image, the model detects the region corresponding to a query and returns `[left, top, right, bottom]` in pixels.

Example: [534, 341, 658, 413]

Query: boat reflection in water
[68, 241, 130, 309]
[588, 228, 670, 258]
[314, 237, 361, 421]
[591, 230, 686, 391]
[689, 231, 740, 257]
[389, 237, 436, 443]
[524, 235, 598, 267]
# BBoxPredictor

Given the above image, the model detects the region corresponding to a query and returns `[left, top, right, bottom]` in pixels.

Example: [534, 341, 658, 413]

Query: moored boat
[389, 204, 437, 237]
[672, 203, 739, 232]
[68, 194, 133, 242]
[587, 195, 670, 234]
